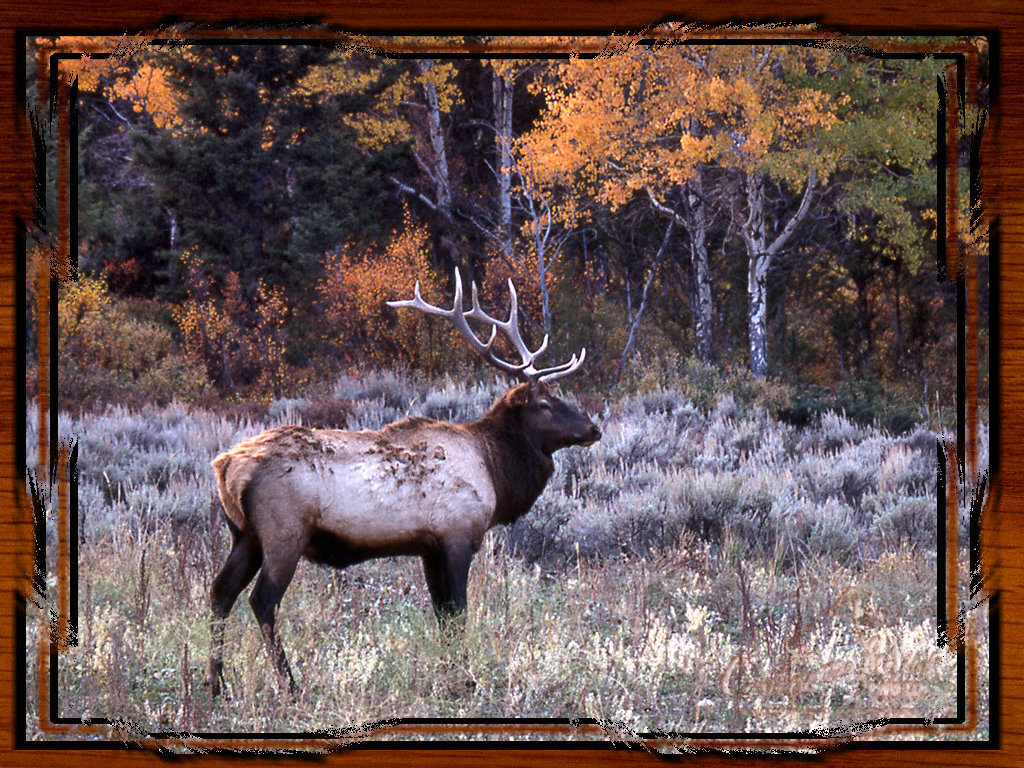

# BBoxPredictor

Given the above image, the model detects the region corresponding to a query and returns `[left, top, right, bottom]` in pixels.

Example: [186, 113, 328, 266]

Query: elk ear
[507, 383, 532, 407]
[528, 381, 550, 401]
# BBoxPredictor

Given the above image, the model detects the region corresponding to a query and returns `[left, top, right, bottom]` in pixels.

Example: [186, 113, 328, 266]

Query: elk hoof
[204, 662, 224, 698]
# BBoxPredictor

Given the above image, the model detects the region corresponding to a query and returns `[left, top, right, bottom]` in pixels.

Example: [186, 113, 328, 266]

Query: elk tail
[211, 451, 252, 533]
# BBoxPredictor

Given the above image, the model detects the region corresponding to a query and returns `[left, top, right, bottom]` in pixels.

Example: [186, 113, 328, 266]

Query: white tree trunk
[686, 177, 715, 364]
[646, 178, 716, 365]
[531, 220, 553, 334]
[740, 168, 817, 379]
[492, 68, 514, 262]
[747, 255, 771, 378]
[744, 173, 770, 378]
[417, 61, 452, 216]
[166, 207, 180, 290]
[415, 60, 458, 271]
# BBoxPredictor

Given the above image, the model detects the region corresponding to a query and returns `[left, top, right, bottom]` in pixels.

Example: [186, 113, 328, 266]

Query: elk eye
[539, 401, 551, 411]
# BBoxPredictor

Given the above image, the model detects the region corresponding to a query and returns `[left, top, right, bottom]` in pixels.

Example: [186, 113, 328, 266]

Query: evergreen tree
[133, 43, 407, 294]
[75, 48, 171, 294]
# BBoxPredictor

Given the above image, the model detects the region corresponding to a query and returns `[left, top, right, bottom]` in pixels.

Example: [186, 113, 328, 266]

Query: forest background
[30, 34, 989, 426]
[18, 33, 994, 738]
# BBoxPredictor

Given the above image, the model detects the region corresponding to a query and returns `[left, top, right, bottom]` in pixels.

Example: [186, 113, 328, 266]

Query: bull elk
[204, 268, 601, 695]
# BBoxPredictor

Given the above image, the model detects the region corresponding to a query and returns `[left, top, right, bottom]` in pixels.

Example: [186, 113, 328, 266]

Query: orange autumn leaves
[316, 211, 448, 371]
[315, 212, 554, 376]
[517, 45, 844, 213]
[170, 215, 445, 395]
[44, 35, 186, 132]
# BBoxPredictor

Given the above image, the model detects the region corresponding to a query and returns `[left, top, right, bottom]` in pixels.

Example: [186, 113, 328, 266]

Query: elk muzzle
[579, 423, 602, 446]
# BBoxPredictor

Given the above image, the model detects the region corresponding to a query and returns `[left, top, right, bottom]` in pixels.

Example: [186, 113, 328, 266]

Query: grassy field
[24, 371, 989, 746]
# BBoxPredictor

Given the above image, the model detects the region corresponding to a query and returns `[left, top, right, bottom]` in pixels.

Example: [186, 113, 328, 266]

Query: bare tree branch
[389, 176, 437, 211]
[612, 218, 676, 384]
[766, 167, 818, 257]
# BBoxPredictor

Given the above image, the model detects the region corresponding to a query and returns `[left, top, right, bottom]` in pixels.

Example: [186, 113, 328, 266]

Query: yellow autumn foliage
[299, 50, 460, 154]
[518, 43, 843, 213]
[58, 274, 207, 409]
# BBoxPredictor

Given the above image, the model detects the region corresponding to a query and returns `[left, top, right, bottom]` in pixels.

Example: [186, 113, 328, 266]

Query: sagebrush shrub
[863, 492, 936, 549]
[54, 368, 951, 576]
[500, 382, 943, 567]
[294, 397, 352, 429]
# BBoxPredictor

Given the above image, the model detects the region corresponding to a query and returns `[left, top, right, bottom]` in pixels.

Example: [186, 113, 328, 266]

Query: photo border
[13, 21, 996, 757]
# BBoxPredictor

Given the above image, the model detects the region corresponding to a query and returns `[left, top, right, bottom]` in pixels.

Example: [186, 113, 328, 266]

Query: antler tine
[468, 282, 501, 354]
[464, 277, 549, 370]
[385, 279, 440, 316]
[535, 347, 587, 383]
[388, 269, 523, 376]
[389, 267, 586, 384]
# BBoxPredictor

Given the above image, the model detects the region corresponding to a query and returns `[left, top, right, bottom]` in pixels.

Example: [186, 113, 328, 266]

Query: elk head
[387, 267, 600, 451]
[509, 381, 601, 454]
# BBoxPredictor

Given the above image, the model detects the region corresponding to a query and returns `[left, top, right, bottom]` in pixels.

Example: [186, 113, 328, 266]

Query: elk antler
[387, 268, 586, 384]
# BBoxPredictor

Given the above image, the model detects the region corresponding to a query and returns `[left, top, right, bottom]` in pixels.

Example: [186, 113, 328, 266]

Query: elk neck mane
[467, 384, 555, 526]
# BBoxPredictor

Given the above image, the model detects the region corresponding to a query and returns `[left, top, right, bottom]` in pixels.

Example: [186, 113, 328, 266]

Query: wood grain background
[0, 1, 1019, 765]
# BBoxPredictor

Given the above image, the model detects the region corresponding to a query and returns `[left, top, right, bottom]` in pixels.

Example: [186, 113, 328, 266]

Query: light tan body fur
[212, 421, 497, 559]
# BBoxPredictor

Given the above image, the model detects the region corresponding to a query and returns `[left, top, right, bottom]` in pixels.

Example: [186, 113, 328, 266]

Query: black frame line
[16, 28, 994, 750]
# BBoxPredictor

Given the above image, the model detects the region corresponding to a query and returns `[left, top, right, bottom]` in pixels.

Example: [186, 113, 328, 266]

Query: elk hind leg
[248, 540, 305, 695]
[205, 528, 262, 696]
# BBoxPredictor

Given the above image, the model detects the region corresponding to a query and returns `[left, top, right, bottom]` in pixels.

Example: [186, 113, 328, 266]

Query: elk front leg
[422, 542, 474, 631]
[205, 530, 262, 696]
